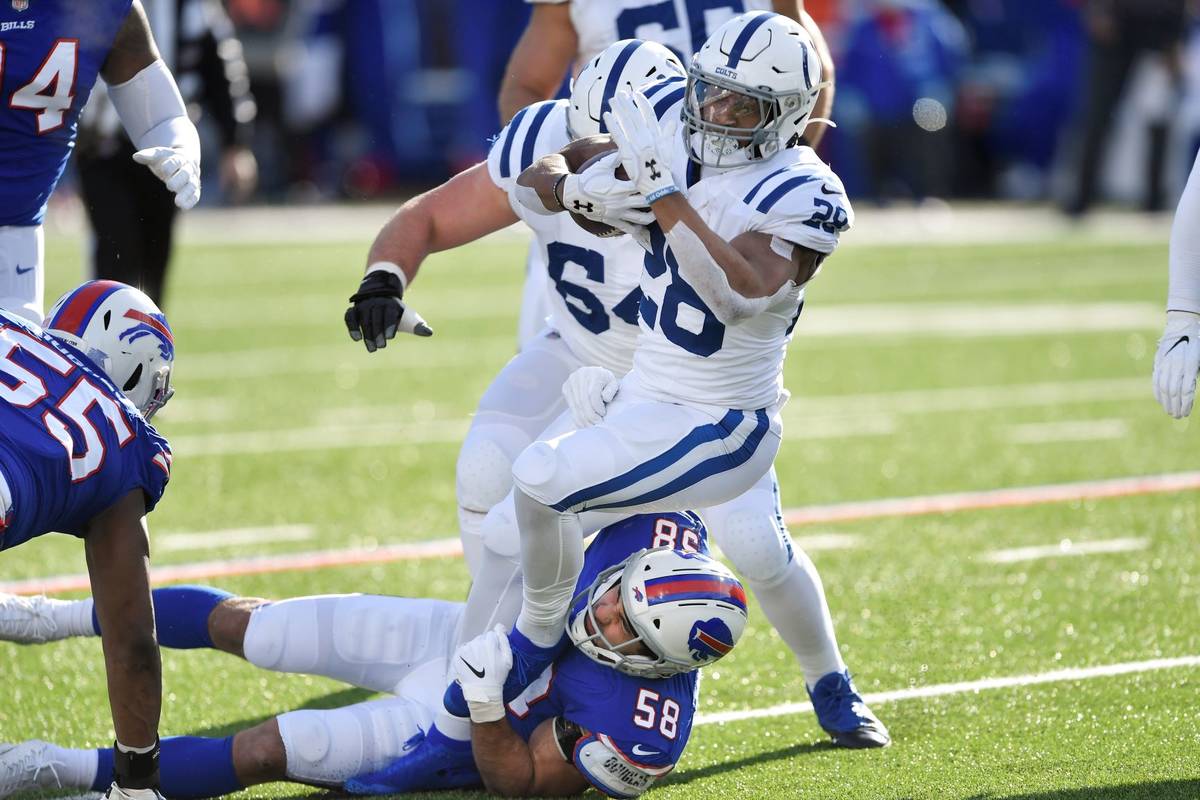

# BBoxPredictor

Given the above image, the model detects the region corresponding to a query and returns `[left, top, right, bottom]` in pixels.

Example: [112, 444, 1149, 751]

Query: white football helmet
[569, 546, 748, 678]
[568, 39, 685, 139]
[684, 11, 827, 167]
[45, 280, 175, 419]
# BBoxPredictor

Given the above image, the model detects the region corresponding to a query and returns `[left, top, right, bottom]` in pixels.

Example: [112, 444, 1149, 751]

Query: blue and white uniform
[238, 512, 711, 796]
[0, 0, 134, 322]
[0, 307, 172, 551]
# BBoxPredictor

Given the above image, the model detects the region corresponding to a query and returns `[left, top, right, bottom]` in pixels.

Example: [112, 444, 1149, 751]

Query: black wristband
[113, 738, 161, 791]
[552, 173, 568, 211]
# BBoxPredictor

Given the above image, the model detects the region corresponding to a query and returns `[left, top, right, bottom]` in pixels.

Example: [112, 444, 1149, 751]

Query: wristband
[552, 174, 568, 210]
[466, 698, 507, 724]
[366, 261, 408, 293]
[645, 185, 680, 204]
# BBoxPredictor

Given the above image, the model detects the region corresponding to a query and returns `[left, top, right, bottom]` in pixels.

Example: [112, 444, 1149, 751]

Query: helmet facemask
[684, 64, 818, 168]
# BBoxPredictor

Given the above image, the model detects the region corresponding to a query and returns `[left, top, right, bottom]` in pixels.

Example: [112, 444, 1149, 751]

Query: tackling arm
[498, 4, 579, 123]
[472, 717, 589, 797]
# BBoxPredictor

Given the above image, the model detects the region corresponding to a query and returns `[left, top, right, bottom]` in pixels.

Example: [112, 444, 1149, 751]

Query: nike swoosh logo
[819, 184, 839, 195]
[631, 745, 660, 756]
[14, 265, 33, 275]
[460, 656, 486, 679]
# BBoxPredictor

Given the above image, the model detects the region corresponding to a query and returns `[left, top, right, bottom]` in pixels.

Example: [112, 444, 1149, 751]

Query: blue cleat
[808, 670, 891, 749]
[343, 725, 480, 795]
[444, 627, 565, 717]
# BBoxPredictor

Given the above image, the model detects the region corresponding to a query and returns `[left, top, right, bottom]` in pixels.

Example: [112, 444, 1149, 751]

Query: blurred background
[51, 0, 1200, 212]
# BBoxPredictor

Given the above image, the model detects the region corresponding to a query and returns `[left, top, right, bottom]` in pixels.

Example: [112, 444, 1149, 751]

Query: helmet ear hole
[103, 310, 111, 329]
[653, 618, 662, 629]
[123, 363, 143, 392]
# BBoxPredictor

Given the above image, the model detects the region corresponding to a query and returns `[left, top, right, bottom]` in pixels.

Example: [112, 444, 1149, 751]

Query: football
[561, 136, 628, 238]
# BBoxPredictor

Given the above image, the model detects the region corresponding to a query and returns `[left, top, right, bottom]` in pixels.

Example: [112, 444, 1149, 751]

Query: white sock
[50, 598, 96, 638]
[749, 550, 846, 688]
[435, 709, 471, 742]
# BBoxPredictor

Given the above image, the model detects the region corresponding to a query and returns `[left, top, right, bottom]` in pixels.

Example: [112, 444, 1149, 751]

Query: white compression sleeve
[664, 221, 795, 325]
[1169, 152, 1200, 313]
[513, 180, 559, 216]
[108, 59, 201, 164]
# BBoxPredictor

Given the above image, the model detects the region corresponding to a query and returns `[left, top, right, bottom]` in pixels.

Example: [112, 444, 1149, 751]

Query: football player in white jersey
[441, 11, 889, 749]
[501, 0, 834, 349]
[1153, 149, 1200, 418]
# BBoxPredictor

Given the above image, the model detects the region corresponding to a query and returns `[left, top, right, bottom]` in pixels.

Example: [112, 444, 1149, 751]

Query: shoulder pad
[486, 100, 569, 191]
[573, 733, 672, 798]
[739, 160, 853, 255]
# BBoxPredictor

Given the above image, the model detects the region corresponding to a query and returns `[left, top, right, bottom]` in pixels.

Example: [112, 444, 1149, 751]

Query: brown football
[562, 136, 629, 238]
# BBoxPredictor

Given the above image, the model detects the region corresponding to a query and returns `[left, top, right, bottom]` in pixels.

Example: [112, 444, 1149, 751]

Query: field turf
[2, 211, 1197, 799]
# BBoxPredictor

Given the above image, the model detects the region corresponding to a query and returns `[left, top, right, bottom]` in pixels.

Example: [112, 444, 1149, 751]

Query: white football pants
[241, 594, 461, 786]
[0, 225, 45, 324]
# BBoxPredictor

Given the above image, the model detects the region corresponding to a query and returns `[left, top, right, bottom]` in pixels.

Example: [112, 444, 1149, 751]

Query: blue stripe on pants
[551, 409, 744, 512]
[586, 409, 771, 512]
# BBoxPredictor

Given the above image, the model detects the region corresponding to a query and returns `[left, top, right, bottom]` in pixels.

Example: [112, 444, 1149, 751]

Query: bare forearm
[799, 10, 834, 148]
[472, 720, 536, 797]
[365, 198, 435, 284]
[517, 153, 569, 212]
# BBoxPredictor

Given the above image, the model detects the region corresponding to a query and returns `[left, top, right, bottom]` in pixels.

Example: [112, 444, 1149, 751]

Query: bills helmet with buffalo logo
[569, 547, 748, 678]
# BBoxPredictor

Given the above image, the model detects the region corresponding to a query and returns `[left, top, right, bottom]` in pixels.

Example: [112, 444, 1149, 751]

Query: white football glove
[451, 625, 513, 723]
[105, 783, 165, 800]
[1153, 310, 1200, 418]
[133, 146, 201, 210]
[604, 89, 679, 204]
[559, 152, 655, 228]
[563, 366, 619, 429]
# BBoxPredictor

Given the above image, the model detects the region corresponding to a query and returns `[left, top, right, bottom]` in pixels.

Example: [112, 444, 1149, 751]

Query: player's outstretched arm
[498, 3, 579, 124]
[102, 1, 203, 210]
[346, 163, 519, 350]
[84, 488, 163, 795]
[1154, 152, 1200, 417]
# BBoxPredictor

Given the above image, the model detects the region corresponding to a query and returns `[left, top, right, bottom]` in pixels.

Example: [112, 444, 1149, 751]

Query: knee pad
[243, 596, 329, 673]
[511, 441, 565, 507]
[279, 698, 431, 785]
[479, 493, 521, 559]
[706, 507, 794, 588]
[456, 429, 522, 514]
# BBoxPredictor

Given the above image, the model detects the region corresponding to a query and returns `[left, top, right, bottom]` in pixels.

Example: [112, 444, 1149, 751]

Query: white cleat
[0, 593, 64, 644]
[0, 741, 64, 797]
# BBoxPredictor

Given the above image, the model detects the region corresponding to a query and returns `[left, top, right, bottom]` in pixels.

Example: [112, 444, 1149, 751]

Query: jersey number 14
[0, 39, 80, 134]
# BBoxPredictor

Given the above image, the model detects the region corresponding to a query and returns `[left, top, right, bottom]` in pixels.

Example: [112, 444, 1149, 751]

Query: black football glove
[344, 267, 432, 352]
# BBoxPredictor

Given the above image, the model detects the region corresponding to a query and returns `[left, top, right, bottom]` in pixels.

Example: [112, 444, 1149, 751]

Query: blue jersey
[0, 0, 133, 227]
[505, 511, 708, 798]
[0, 309, 170, 551]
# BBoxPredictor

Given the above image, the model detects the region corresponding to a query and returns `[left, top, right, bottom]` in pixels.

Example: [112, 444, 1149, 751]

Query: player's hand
[563, 366, 619, 428]
[450, 625, 512, 723]
[132, 146, 201, 210]
[604, 89, 679, 204]
[344, 263, 432, 352]
[105, 783, 165, 800]
[560, 152, 655, 227]
[1153, 310, 1200, 418]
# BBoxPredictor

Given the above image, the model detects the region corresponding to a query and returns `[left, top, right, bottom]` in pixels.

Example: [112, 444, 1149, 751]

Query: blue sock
[91, 737, 243, 798]
[92, 585, 234, 648]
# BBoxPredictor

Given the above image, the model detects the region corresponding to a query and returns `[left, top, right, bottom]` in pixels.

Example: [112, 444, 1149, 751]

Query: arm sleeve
[108, 59, 202, 163]
[1169, 152, 1200, 313]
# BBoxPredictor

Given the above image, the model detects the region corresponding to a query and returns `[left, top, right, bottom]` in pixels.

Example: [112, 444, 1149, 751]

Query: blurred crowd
[191, 0, 1199, 212]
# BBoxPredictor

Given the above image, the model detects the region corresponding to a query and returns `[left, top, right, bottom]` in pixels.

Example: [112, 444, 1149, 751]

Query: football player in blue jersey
[0, 280, 175, 800]
[0, 513, 745, 799]
[0, 0, 202, 323]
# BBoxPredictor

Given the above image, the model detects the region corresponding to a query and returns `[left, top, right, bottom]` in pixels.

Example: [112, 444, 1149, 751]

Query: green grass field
[2, 214, 1198, 799]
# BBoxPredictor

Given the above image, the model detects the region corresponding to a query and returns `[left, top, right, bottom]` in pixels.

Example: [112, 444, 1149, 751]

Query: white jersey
[629, 101, 852, 410]
[487, 99, 647, 376]
[528, 0, 773, 66]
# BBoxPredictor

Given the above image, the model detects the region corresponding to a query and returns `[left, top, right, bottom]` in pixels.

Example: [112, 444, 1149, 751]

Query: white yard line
[1005, 419, 1130, 444]
[157, 525, 316, 553]
[695, 655, 1200, 726]
[982, 537, 1150, 564]
[797, 303, 1159, 338]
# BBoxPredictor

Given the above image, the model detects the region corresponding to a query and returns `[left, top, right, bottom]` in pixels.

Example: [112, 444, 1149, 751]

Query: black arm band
[552, 173, 568, 211]
[553, 716, 584, 761]
[113, 738, 161, 790]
